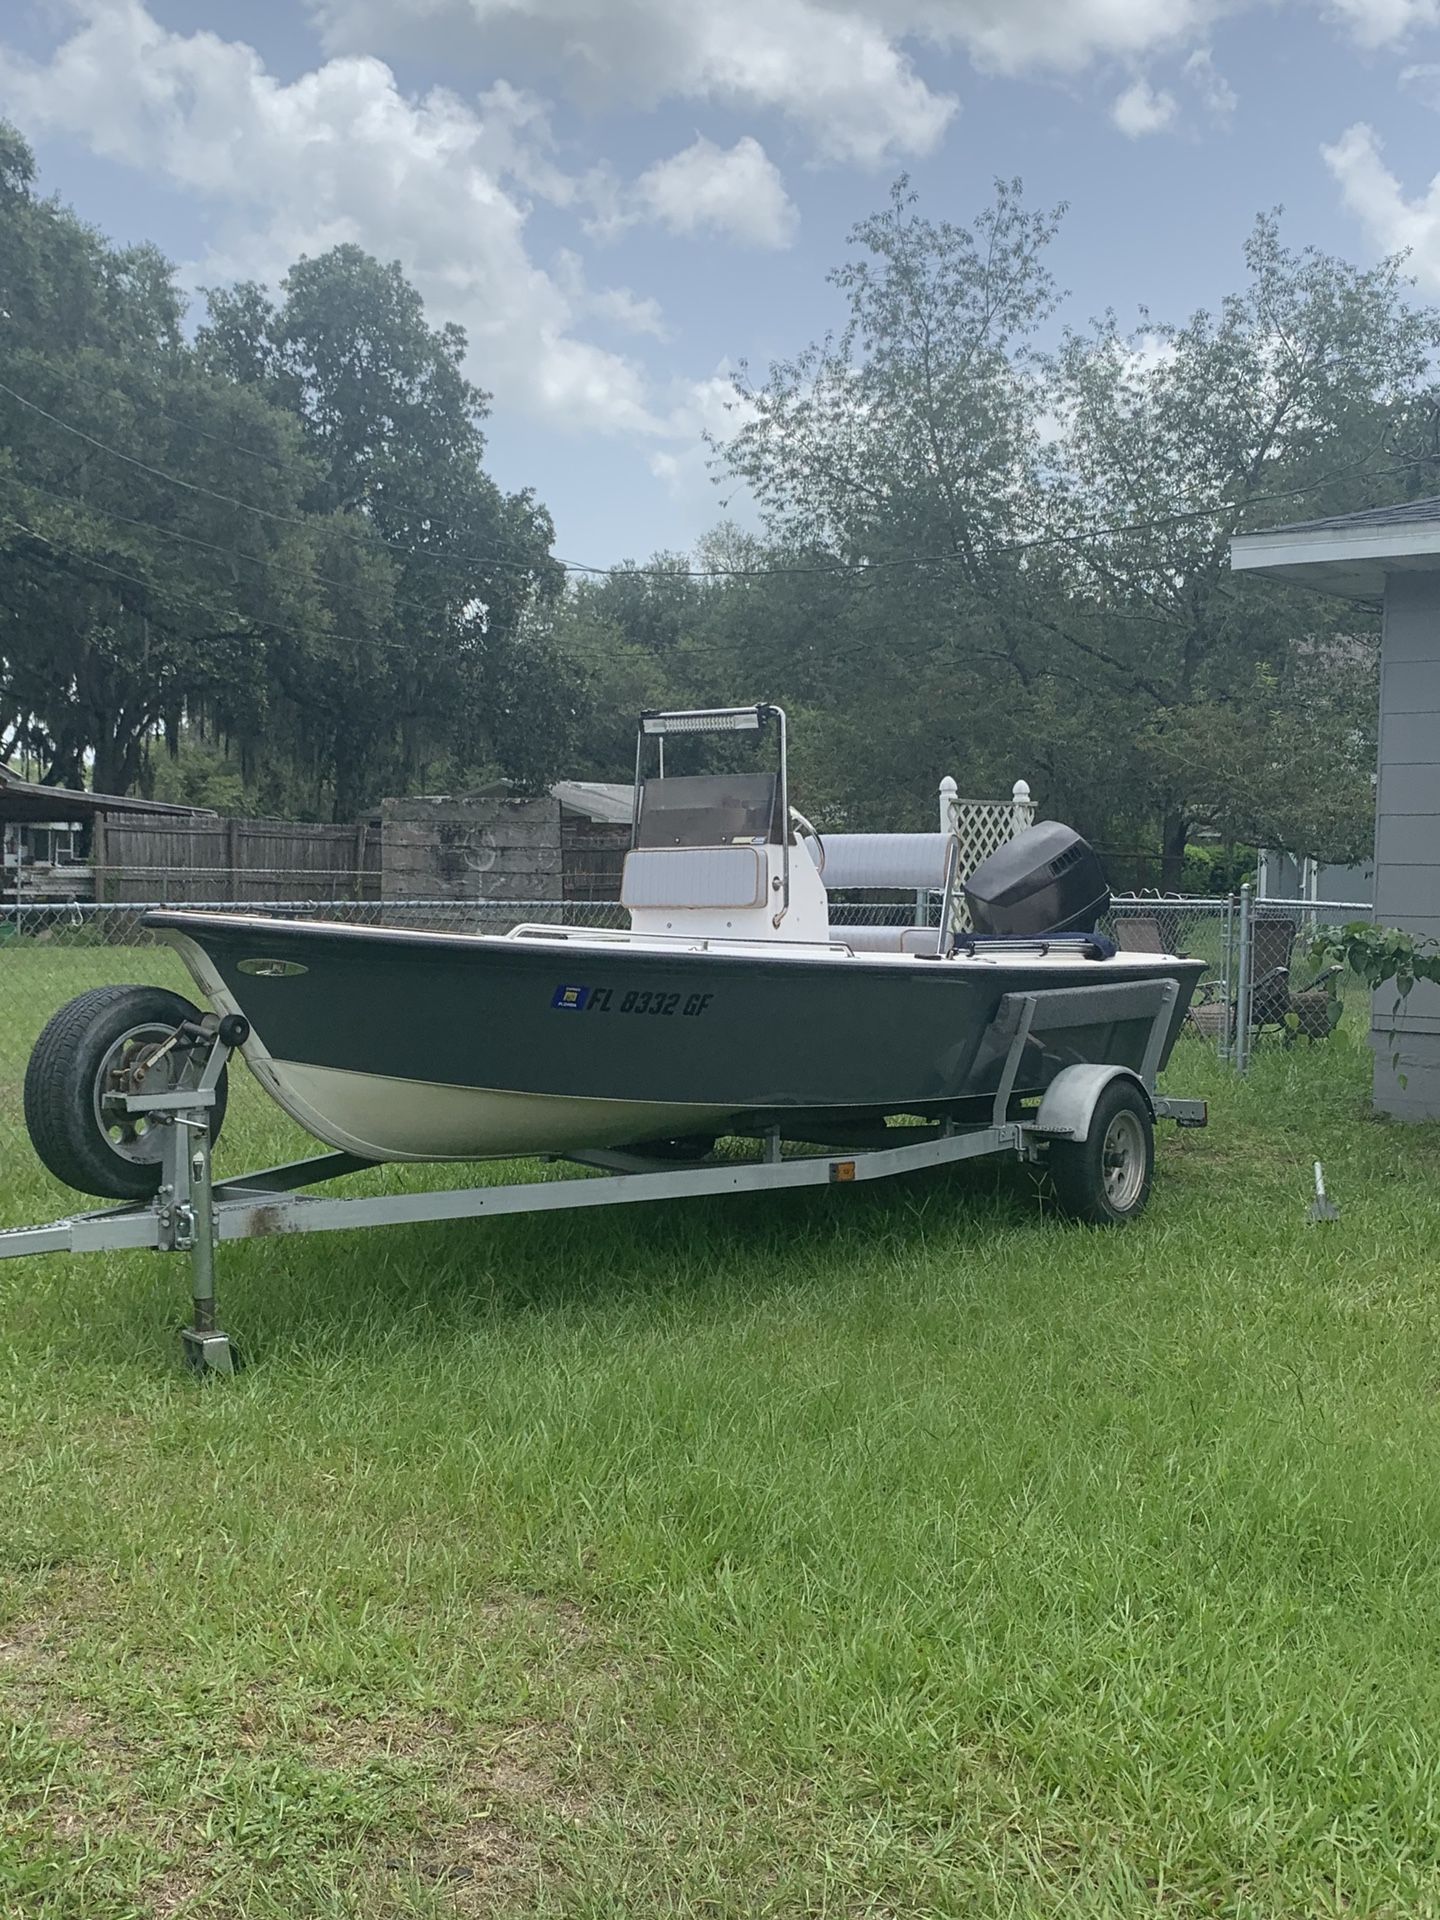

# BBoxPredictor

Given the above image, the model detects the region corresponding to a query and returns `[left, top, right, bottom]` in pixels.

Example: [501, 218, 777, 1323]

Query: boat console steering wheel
[790, 806, 825, 875]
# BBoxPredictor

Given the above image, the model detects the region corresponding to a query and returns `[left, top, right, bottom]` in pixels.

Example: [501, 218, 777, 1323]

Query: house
[1231, 501, 1440, 1120]
[0, 765, 211, 905]
[552, 781, 633, 901]
[1257, 849, 1373, 910]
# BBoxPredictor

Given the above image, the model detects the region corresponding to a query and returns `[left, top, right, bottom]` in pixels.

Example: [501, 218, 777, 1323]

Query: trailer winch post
[180, 1122, 231, 1377]
[129, 1021, 238, 1378]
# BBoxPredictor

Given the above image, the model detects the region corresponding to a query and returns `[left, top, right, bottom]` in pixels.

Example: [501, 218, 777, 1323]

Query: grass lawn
[4, 951, 1440, 1915]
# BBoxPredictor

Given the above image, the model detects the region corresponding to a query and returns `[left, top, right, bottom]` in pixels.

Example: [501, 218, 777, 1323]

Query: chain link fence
[0, 890, 1377, 1217]
[1104, 893, 1375, 1067]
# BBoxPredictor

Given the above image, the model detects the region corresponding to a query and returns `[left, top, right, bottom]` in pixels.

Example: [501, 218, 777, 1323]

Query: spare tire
[23, 985, 227, 1200]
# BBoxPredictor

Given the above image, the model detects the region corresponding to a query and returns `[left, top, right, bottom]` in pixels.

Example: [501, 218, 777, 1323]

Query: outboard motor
[963, 821, 1110, 938]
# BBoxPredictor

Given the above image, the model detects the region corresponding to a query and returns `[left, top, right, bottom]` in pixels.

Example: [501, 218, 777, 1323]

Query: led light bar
[640, 707, 765, 736]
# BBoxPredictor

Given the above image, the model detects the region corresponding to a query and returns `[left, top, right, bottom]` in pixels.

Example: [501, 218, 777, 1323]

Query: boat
[140, 704, 1202, 1156]
[25, 704, 1204, 1188]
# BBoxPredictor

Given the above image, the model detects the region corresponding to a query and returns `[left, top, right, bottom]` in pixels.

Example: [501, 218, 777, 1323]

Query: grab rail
[505, 922, 856, 956]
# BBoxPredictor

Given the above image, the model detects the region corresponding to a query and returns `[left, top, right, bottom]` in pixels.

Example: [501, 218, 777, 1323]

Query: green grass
[3, 952, 1440, 1915]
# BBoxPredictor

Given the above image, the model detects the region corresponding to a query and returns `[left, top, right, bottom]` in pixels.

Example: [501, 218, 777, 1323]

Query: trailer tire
[1048, 1078, 1153, 1226]
[23, 985, 228, 1201]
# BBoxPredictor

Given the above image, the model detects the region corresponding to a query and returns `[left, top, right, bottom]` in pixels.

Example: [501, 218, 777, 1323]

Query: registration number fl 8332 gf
[552, 984, 713, 1018]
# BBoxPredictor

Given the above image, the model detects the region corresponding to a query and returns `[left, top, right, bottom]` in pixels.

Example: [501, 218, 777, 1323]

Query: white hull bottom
[254, 1057, 733, 1162]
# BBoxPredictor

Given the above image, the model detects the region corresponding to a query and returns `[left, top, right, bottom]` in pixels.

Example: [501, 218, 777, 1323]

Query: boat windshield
[635, 773, 780, 849]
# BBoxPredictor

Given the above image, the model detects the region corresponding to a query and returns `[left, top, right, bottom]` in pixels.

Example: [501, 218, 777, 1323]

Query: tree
[0, 124, 328, 796]
[716, 187, 1436, 868]
[199, 248, 564, 815]
[714, 180, 1070, 827]
[1042, 214, 1436, 878]
[1, 130, 565, 818]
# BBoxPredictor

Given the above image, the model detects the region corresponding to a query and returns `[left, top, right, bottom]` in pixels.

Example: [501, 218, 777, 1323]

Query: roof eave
[0, 769, 214, 822]
[1230, 523, 1440, 602]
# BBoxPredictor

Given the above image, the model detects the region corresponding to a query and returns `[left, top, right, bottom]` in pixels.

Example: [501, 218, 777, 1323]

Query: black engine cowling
[963, 821, 1110, 938]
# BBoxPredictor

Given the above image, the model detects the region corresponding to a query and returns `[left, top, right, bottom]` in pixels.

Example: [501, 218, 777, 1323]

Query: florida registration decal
[551, 984, 713, 1017]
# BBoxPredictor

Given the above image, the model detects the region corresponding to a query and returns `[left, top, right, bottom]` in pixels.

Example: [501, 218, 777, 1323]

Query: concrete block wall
[380, 794, 562, 902]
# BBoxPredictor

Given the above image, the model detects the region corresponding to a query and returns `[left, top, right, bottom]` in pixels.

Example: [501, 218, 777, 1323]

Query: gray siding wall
[1373, 571, 1440, 1114]
[1258, 849, 1372, 904]
[1372, 1034, 1440, 1121]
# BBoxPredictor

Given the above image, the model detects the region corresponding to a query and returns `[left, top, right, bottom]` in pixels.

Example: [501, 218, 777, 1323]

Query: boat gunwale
[142, 910, 1207, 978]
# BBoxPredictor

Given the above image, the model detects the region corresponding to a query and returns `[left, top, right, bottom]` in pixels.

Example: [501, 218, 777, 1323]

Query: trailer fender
[1030, 1064, 1152, 1143]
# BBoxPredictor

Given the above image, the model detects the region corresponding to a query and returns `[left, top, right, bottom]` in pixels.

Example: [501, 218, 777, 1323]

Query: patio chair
[1113, 914, 1165, 954]
[1189, 915, 1343, 1045]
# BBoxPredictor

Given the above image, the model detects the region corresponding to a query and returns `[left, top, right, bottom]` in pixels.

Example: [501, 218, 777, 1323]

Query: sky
[4, 2, 1440, 567]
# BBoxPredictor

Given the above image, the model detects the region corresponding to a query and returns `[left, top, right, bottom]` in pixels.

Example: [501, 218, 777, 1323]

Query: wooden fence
[94, 814, 381, 902]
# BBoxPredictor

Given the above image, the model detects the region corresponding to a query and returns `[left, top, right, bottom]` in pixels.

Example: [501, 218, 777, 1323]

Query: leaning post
[1235, 882, 1253, 1075]
[934, 776, 959, 933]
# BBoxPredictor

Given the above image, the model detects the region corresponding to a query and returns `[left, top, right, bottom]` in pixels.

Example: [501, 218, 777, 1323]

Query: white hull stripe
[260, 1059, 731, 1162]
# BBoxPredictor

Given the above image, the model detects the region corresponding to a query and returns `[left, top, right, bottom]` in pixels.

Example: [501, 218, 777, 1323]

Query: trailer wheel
[24, 986, 228, 1201]
[1048, 1079, 1153, 1226]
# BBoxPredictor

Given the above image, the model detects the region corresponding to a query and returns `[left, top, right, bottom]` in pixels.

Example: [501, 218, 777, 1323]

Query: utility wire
[0, 376, 569, 578]
[1, 481, 735, 667]
[4, 372, 1428, 584]
[12, 470, 476, 628]
[58, 362, 300, 476]
[0, 511, 505, 673]
[0, 507, 744, 670]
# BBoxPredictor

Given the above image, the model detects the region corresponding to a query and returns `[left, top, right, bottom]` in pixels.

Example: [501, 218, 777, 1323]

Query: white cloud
[551, 248, 671, 338]
[1123, 331, 1181, 377]
[630, 137, 798, 250]
[1400, 59, 1440, 106]
[0, 1, 665, 436]
[1327, 0, 1439, 49]
[274, 0, 1440, 176]
[1323, 121, 1440, 284]
[1111, 76, 1178, 137]
[587, 284, 671, 339]
[649, 369, 759, 511]
[303, 0, 1246, 166]
[1184, 47, 1237, 124]
[309, 0, 957, 165]
[309, 0, 1232, 93]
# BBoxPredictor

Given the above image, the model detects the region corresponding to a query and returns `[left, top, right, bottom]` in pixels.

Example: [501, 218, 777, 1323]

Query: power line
[2, 373, 1429, 601]
[7, 370, 1419, 587]
[60, 362, 299, 477]
[1, 435, 1407, 684]
[5, 371, 947, 579]
[0, 507, 736, 671]
[0, 477, 712, 666]
[0, 438, 987, 674]
[0, 376, 568, 579]
[0, 510, 494, 673]
[11, 469, 477, 632]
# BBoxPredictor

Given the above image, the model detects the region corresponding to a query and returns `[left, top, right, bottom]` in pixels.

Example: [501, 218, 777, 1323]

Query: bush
[1181, 844, 1257, 897]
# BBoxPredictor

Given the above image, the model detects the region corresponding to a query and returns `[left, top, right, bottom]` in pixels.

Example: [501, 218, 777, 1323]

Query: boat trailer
[0, 979, 1205, 1375]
